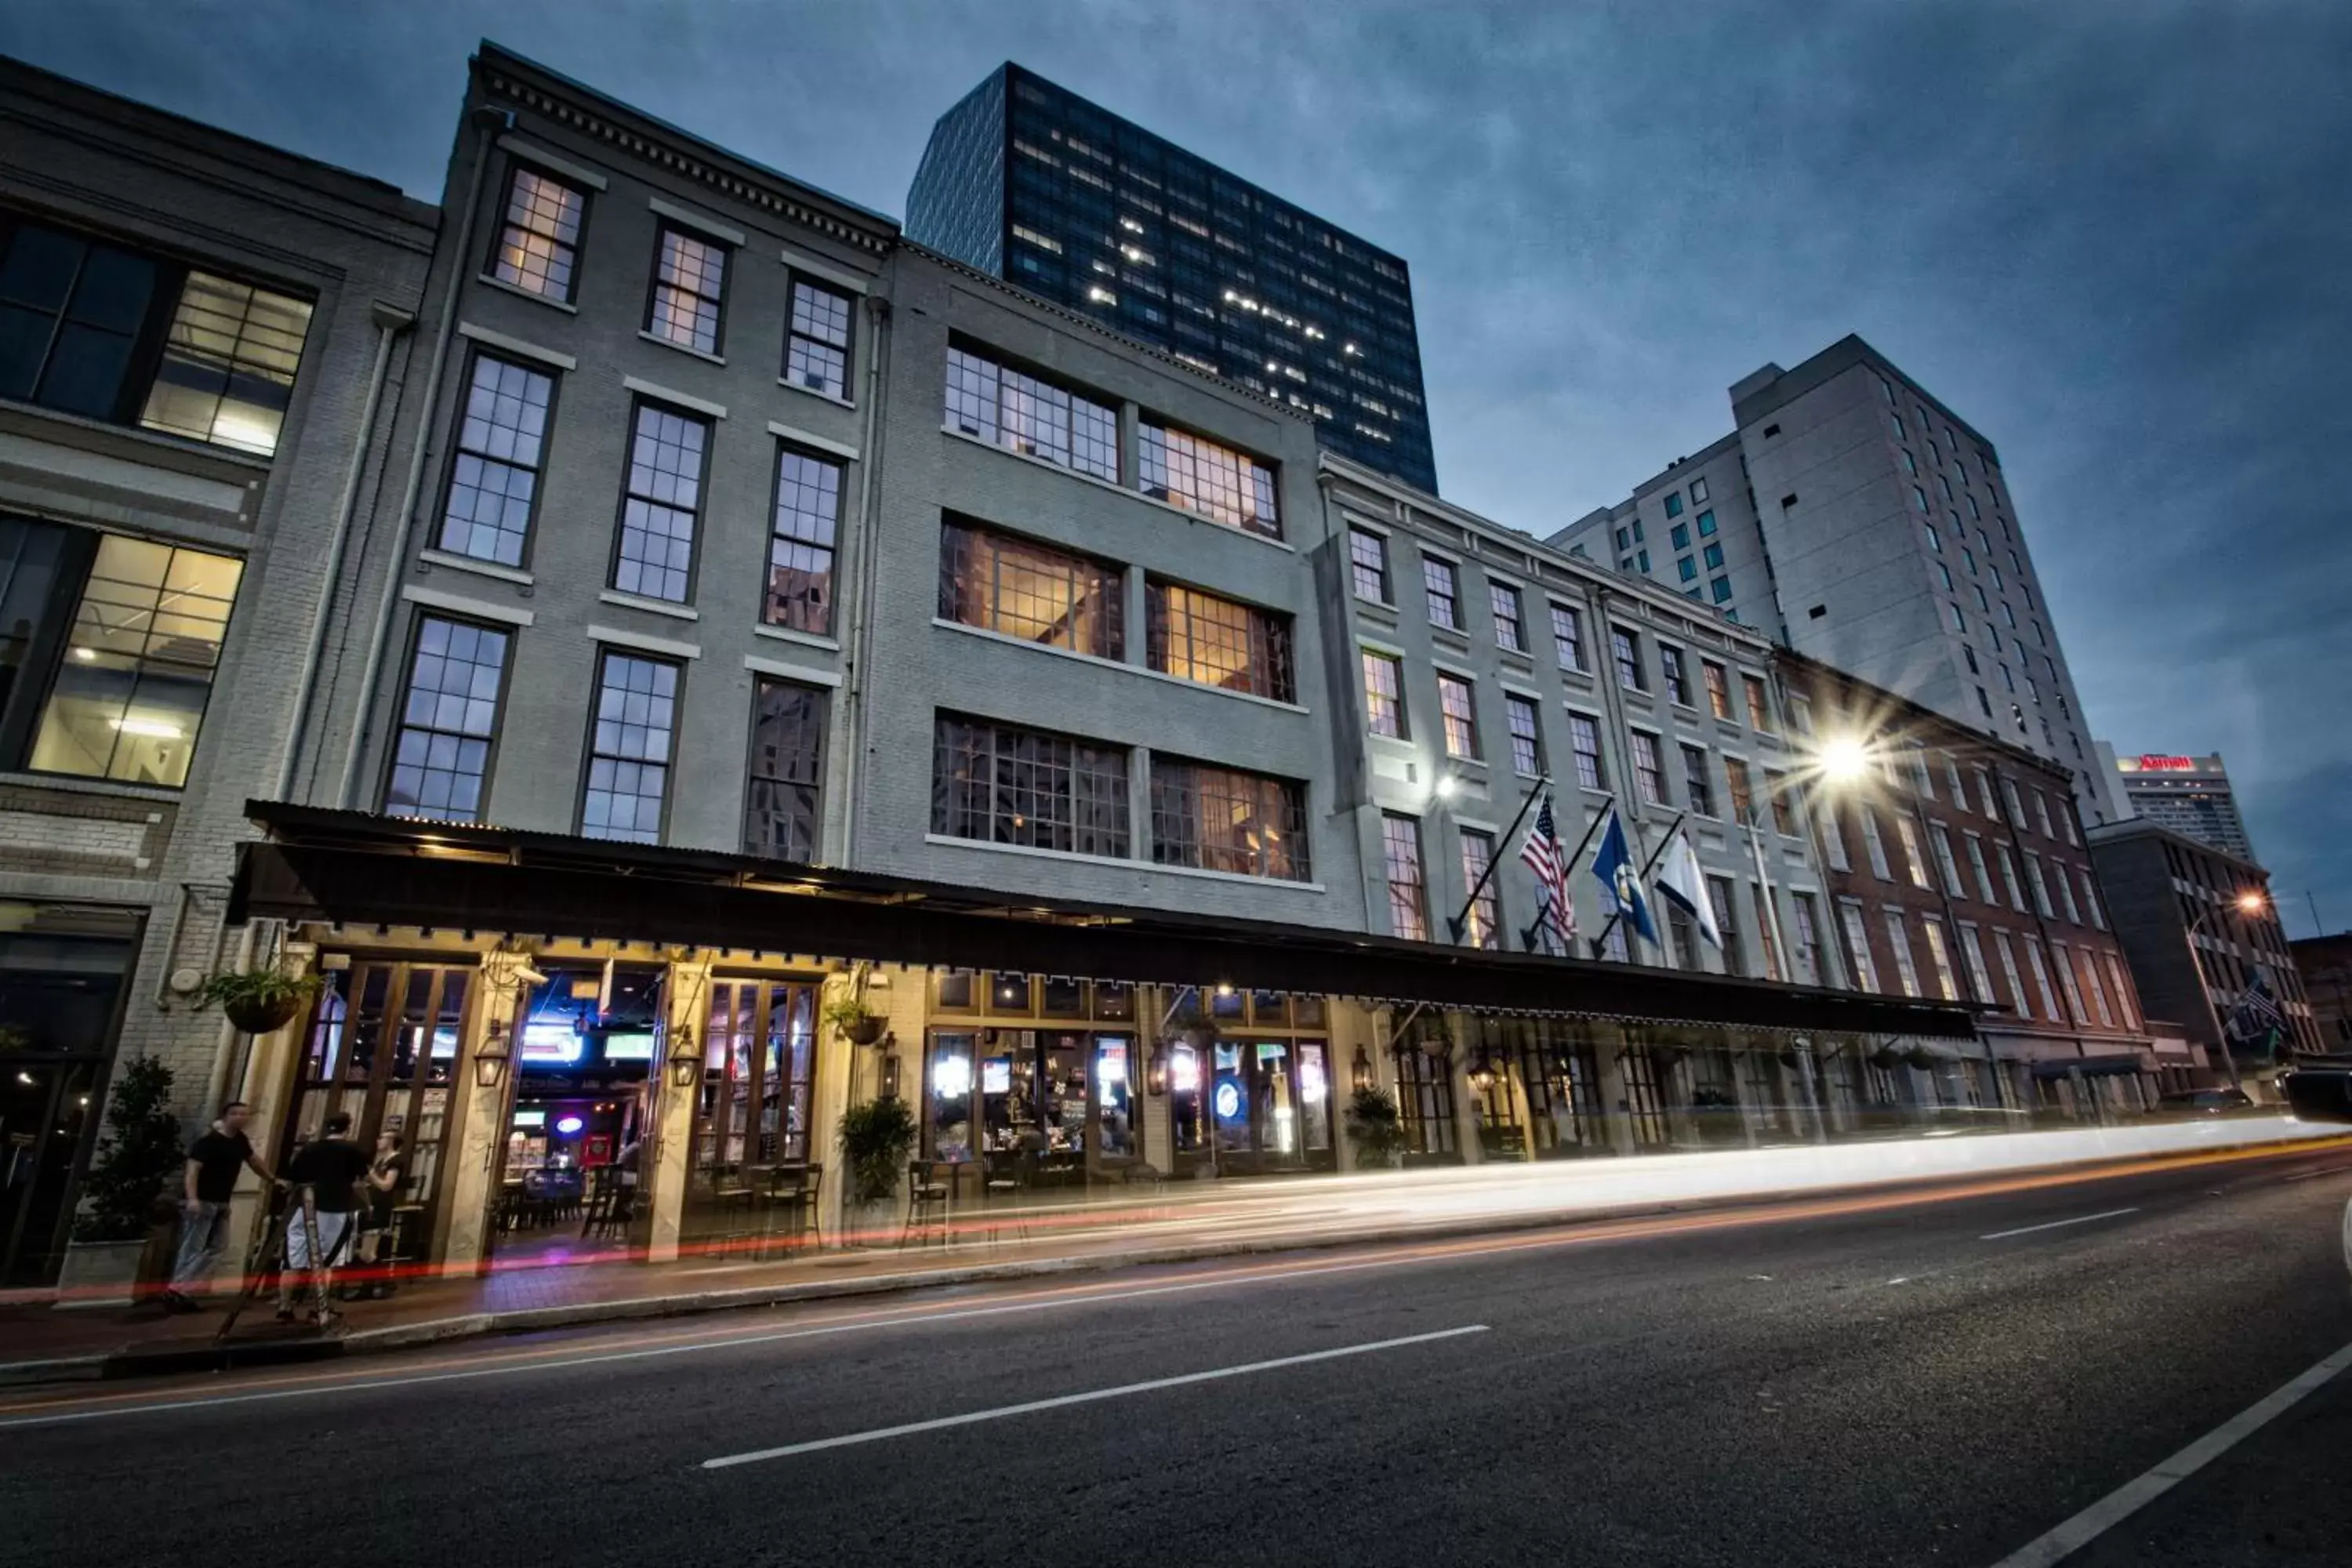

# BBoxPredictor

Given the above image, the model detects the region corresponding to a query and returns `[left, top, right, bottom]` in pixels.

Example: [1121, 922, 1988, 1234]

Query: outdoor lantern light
[1470, 1055, 1497, 1093]
[1351, 1044, 1372, 1094]
[667, 1024, 703, 1090]
[2235, 891, 2267, 916]
[1147, 1044, 1170, 1098]
[1433, 773, 1457, 800]
[473, 1018, 512, 1090]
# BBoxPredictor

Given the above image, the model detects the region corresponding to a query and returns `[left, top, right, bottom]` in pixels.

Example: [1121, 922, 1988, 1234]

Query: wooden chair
[901, 1160, 953, 1248]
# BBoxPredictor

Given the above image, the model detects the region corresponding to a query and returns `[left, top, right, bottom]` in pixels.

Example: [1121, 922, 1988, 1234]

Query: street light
[1814, 734, 1874, 786]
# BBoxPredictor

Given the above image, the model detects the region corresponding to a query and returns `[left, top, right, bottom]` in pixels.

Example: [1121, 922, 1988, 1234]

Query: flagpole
[1590, 811, 1686, 960]
[1519, 796, 1612, 953]
[1447, 773, 1550, 945]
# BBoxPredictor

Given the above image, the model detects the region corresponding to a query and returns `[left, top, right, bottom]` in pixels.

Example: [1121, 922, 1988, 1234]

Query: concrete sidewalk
[6, 1116, 2341, 1387]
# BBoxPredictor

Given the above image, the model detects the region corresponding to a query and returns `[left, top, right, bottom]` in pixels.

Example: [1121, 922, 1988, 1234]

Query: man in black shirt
[278, 1111, 371, 1323]
[163, 1100, 277, 1313]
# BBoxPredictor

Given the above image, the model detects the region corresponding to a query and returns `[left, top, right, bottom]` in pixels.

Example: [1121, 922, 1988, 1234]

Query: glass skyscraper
[907, 64, 1438, 493]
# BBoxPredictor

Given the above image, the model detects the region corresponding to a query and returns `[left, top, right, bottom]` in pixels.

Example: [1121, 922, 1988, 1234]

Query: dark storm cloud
[7, 0, 2347, 929]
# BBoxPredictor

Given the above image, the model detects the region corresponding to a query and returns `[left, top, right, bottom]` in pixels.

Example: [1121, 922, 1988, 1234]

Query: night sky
[7, 2, 2347, 933]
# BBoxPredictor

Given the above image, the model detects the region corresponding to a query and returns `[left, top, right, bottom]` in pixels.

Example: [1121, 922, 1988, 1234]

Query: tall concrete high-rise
[905, 63, 1437, 492]
[2092, 743, 2257, 862]
[1552, 336, 2106, 825]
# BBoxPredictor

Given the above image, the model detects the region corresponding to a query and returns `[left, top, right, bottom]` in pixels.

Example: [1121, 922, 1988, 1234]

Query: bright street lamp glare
[2235, 891, 2265, 914]
[1817, 736, 1871, 784]
[1434, 774, 1457, 800]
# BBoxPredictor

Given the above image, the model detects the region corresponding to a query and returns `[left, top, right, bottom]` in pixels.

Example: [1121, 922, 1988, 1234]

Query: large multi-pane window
[488, 166, 585, 303]
[1680, 745, 1715, 816]
[766, 448, 843, 634]
[1859, 808, 1893, 880]
[1919, 918, 1961, 1000]
[1896, 817, 1932, 890]
[1504, 695, 1543, 776]
[1382, 813, 1428, 940]
[1700, 661, 1731, 720]
[2023, 851, 2056, 916]
[1436, 672, 1479, 759]
[1965, 834, 1999, 904]
[1348, 528, 1389, 602]
[1766, 772, 1796, 835]
[939, 520, 1123, 659]
[1791, 892, 1823, 980]
[1839, 902, 1879, 991]
[1658, 644, 1690, 706]
[1612, 628, 1644, 691]
[1931, 824, 1965, 897]
[931, 713, 1129, 857]
[1708, 877, 1745, 976]
[581, 652, 679, 844]
[1550, 603, 1587, 670]
[1490, 583, 1525, 652]
[1147, 581, 1294, 702]
[1422, 557, 1460, 630]
[1958, 924, 1997, 1004]
[1743, 675, 1773, 732]
[614, 403, 707, 602]
[1461, 829, 1500, 950]
[138, 273, 314, 455]
[24, 534, 241, 789]
[0, 216, 313, 457]
[1998, 844, 2027, 911]
[385, 615, 507, 822]
[1630, 731, 1665, 806]
[1150, 758, 1311, 881]
[647, 227, 726, 354]
[744, 677, 827, 862]
[438, 354, 553, 567]
[1138, 422, 1279, 538]
[784, 278, 853, 398]
[2023, 937, 2063, 1022]
[1882, 909, 1923, 997]
[943, 346, 1118, 481]
[1995, 931, 2030, 1017]
[1568, 710, 1606, 790]
[1724, 756, 1755, 825]
[1362, 649, 1405, 738]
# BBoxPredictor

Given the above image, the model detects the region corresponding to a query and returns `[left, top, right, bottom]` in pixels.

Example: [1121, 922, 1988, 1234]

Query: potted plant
[1343, 1085, 1408, 1171]
[823, 993, 886, 1047]
[60, 1056, 183, 1303]
[1903, 1046, 1937, 1072]
[198, 967, 323, 1035]
[837, 1095, 917, 1241]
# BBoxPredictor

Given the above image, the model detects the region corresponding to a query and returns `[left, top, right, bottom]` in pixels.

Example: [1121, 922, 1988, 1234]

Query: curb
[10, 1126, 2346, 1389]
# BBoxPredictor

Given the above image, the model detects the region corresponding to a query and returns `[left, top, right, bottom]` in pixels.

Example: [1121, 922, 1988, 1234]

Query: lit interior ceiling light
[111, 717, 184, 739]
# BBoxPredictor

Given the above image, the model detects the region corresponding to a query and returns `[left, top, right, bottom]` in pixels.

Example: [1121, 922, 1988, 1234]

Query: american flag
[1519, 793, 1575, 949]
[2230, 975, 2285, 1040]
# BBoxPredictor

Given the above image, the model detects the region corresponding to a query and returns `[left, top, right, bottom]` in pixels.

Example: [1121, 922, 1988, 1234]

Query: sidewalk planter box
[56, 1238, 149, 1306]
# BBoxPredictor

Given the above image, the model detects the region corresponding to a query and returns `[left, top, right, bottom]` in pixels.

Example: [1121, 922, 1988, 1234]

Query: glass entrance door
[288, 960, 471, 1255]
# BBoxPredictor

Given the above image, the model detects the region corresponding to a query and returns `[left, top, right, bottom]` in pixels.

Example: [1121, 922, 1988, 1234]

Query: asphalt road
[6, 1142, 2351, 1568]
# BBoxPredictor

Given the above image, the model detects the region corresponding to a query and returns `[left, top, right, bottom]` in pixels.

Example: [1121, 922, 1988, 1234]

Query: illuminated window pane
[138, 272, 313, 456]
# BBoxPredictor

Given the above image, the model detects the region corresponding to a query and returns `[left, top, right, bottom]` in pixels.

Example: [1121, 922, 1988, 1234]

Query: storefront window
[1096, 1037, 1135, 1157]
[927, 1032, 975, 1162]
[1041, 975, 1086, 1017]
[1393, 1043, 1457, 1160]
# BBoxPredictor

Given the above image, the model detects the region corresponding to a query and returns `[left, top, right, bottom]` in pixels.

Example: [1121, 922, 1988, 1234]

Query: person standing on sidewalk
[277, 1112, 369, 1324]
[162, 1100, 277, 1314]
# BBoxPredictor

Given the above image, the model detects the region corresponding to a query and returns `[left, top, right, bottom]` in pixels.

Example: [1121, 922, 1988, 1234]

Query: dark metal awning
[2028, 1054, 2151, 1080]
[230, 802, 1978, 1040]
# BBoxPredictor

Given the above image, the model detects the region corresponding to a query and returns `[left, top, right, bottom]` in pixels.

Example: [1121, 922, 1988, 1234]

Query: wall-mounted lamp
[473, 1018, 511, 1090]
[667, 1023, 704, 1091]
[1351, 1044, 1373, 1094]
[1433, 773, 1457, 801]
[1469, 1054, 1497, 1094]
[1147, 1044, 1171, 1098]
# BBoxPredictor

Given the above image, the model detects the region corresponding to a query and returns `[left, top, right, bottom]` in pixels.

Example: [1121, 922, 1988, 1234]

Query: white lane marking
[702, 1324, 1490, 1469]
[1987, 1339, 2352, 1567]
[1980, 1207, 2140, 1241]
[0, 1247, 1501, 1432]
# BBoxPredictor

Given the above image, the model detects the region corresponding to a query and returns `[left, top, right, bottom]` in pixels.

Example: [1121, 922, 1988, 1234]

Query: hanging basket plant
[198, 969, 324, 1034]
[1164, 1004, 1222, 1047]
[1903, 1046, 1937, 1072]
[822, 995, 886, 1046]
[1867, 1046, 1903, 1071]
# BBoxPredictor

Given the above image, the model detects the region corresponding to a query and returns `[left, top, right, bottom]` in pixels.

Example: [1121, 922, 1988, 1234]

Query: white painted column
[643, 955, 714, 1264]
[439, 947, 535, 1273]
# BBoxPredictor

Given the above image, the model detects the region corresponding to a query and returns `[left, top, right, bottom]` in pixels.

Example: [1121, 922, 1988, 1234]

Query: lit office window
[1348, 528, 1389, 602]
[27, 535, 240, 789]
[1362, 650, 1405, 738]
[1422, 557, 1460, 630]
[1148, 582, 1294, 702]
[1490, 583, 1525, 652]
[939, 520, 1122, 659]
[488, 166, 586, 302]
[138, 273, 313, 456]
[1461, 829, 1500, 950]
[1505, 695, 1543, 776]
[1568, 711, 1606, 791]
[1550, 604, 1587, 670]
[647, 227, 726, 354]
[1150, 758, 1311, 881]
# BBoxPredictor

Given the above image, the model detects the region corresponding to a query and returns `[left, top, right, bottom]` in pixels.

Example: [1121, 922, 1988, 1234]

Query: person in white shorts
[278, 1111, 369, 1323]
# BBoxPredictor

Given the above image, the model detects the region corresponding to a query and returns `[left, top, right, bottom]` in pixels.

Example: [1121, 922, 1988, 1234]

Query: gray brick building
[0, 56, 434, 1287]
